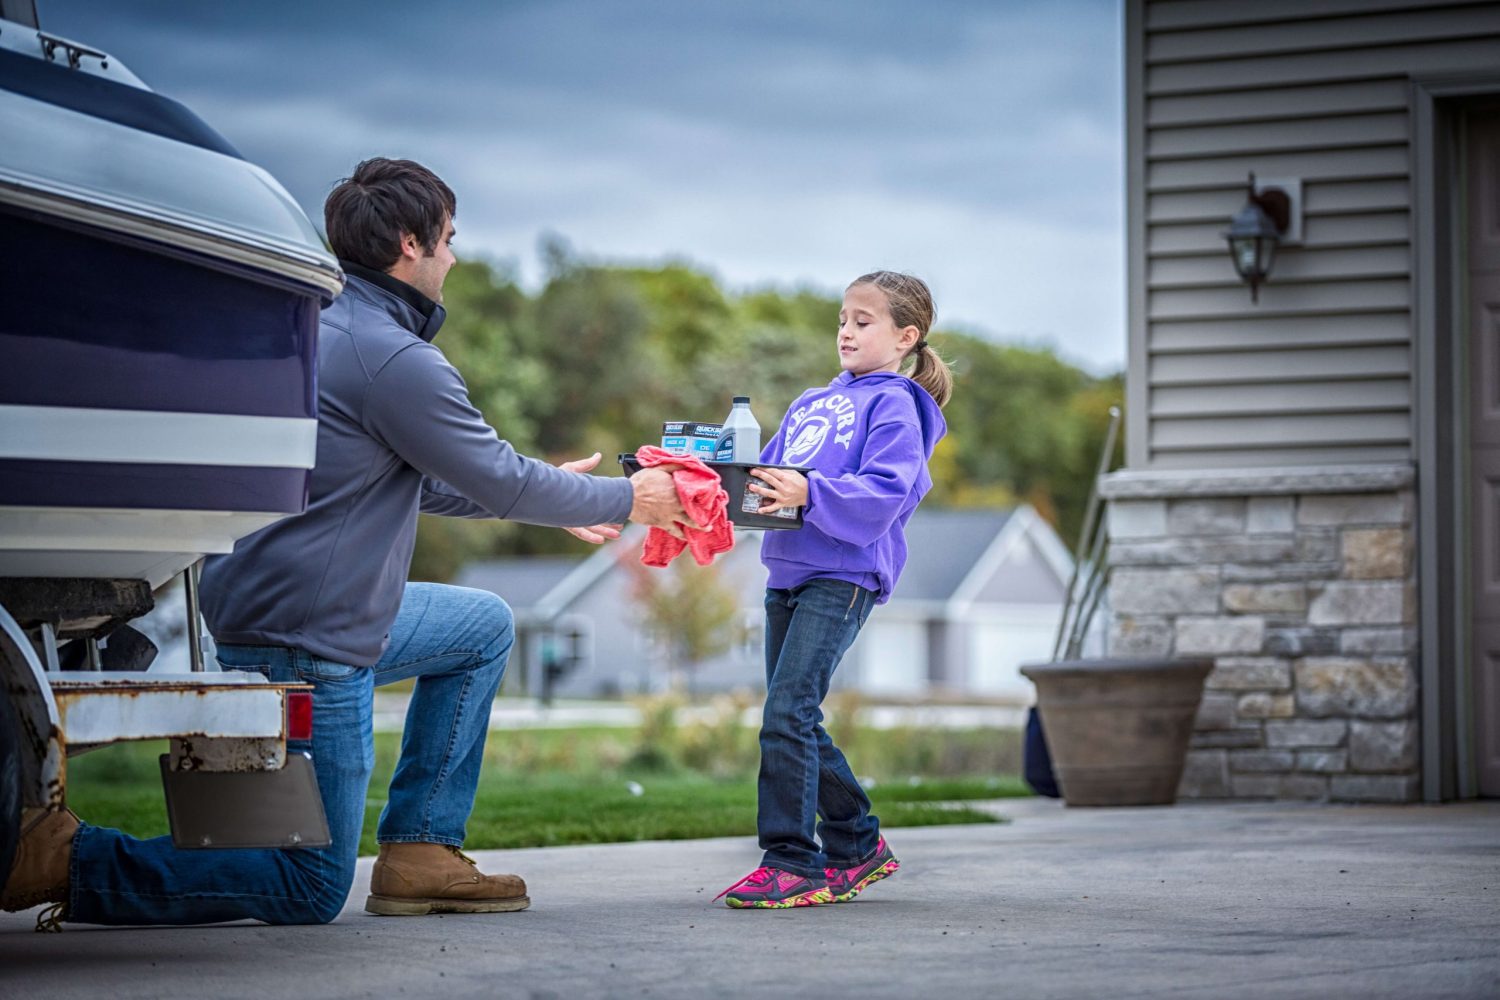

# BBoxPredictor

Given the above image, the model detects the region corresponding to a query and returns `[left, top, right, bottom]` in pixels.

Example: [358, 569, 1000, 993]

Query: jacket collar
[339, 260, 446, 343]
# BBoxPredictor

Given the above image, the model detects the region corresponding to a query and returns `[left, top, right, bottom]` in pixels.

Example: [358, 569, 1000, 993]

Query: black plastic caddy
[618, 453, 807, 530]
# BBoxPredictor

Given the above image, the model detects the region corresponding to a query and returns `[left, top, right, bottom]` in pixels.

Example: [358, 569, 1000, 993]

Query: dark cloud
[37, 0, 1124, 367]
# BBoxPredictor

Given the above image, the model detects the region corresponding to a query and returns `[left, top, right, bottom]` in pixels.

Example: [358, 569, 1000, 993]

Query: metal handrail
[1050, 405, 1121, 661]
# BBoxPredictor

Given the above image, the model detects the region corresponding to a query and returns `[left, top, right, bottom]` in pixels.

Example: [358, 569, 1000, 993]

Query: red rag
[632, 445, 735, 567]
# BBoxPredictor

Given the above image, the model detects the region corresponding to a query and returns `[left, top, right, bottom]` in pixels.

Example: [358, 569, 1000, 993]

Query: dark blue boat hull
[0, 207, 321, 515]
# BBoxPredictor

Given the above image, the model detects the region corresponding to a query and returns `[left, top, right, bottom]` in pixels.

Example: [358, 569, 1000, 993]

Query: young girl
[716, 271, 953, 909]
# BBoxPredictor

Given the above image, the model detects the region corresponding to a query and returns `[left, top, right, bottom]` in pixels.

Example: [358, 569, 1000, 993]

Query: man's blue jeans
[66, 583, 513, 925]
[758, 579, 882, 878]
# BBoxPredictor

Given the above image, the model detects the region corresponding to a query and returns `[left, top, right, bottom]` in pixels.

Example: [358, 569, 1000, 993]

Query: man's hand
[563, 523, 622, 544]
[749, 467, 809, 513]
[628, 467, 690, 540]
[555, 452, 623, 544]
[558, 452, 605, 475]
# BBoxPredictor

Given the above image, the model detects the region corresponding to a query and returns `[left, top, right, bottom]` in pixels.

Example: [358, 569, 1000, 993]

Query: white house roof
[892, 509, 1015, 601]
[452, 556, 585, 616]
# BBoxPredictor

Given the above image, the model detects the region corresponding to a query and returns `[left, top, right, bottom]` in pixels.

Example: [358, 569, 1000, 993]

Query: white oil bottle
[714, 396, 761, 463]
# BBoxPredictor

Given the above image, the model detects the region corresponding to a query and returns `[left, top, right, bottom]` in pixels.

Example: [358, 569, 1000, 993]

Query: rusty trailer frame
[2, 600, 313, 826]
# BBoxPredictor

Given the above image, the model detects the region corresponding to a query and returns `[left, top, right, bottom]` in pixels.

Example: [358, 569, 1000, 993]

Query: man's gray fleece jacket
[201, 266, 634, 666]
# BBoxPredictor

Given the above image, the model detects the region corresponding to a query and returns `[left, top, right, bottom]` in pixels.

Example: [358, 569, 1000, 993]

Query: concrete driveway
[2, 799, 1497, 999]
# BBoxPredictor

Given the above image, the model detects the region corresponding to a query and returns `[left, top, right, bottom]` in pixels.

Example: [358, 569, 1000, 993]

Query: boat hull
[0, 207, 322, 586]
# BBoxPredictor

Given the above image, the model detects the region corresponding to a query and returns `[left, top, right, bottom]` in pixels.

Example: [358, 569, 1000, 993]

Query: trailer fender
[0, 599, 65, 811]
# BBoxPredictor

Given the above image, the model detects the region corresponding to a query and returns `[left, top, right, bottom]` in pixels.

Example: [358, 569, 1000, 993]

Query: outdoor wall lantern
[1223, 172, 1301, 303]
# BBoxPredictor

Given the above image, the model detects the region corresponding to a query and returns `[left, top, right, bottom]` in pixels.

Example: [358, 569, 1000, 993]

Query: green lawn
[66, 726, 1029, 855]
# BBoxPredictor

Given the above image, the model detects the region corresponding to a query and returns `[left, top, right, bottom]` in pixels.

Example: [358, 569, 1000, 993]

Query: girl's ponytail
[848, 270, 955, 408]
[908, 340, 954, 409]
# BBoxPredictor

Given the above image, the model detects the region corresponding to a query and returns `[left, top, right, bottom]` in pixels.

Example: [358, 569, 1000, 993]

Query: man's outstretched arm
[369, 343, 685, 531]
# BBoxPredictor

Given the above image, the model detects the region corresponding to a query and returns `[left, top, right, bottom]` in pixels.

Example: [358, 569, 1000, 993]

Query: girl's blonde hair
[848, 270, 954, 408]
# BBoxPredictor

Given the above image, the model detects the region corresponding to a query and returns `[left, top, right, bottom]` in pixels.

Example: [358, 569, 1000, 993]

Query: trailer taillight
[285, 691, 313, 741]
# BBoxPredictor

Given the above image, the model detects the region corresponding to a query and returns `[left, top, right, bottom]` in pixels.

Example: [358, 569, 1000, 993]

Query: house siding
[1127, 0, 1500, 469]
[1109, 0, 1500, 802]
[975, 540, 1068, 604]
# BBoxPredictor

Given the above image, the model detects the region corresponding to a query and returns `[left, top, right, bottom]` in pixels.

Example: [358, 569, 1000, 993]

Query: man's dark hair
[324, 158, 457, 271]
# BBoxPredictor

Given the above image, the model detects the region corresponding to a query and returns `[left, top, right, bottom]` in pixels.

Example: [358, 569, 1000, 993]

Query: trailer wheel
[0, 690, 20, 884]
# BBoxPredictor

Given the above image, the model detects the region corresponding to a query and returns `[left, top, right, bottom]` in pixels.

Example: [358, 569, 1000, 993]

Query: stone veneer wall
[1098, 465, 1418, 804]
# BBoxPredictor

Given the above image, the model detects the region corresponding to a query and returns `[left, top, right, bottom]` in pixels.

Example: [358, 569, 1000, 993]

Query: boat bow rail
[0, 16, 343, 300]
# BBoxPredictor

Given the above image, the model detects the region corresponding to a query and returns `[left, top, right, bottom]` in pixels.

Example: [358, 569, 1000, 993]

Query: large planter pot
[1018, 658, 1212, 807]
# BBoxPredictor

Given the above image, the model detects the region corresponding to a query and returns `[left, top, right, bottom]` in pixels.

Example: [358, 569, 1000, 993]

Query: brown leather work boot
[365, 842, 530, 915]
[2, 807, 79, 912]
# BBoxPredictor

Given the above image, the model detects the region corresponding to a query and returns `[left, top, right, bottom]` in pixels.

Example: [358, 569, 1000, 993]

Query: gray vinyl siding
[1125, 0, 1500, 469]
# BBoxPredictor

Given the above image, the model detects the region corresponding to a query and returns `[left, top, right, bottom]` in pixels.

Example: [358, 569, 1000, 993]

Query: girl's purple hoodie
[758, 370, 946, 603]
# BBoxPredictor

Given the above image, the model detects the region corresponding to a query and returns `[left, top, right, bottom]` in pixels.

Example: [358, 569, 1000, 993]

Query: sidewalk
[3, 799, 1496, 998]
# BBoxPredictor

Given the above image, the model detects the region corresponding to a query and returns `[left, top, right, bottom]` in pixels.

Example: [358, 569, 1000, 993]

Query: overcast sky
[42, 0, 1125, 370]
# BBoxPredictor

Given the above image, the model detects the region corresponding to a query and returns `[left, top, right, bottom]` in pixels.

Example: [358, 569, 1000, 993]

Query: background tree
[619, 542, 742, 695]
[409, 248, 1123, 580]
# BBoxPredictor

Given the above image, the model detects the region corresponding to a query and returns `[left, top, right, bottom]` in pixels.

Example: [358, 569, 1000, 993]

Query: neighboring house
[451, 556, 586, 697]
[837, 507, 1073, 700]
[455, 507, 1071, 701]
[1108, 0, 1500, 803]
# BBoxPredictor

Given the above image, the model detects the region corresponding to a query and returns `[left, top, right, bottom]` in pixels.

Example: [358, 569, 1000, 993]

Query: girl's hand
[749, 468, 809, 513]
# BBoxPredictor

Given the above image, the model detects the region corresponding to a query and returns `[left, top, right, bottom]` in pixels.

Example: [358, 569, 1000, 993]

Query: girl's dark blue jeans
[758, 579, 882, 878]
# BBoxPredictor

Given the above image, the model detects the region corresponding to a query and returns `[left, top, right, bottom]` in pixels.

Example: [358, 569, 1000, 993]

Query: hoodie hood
[833, 370, 946, 458]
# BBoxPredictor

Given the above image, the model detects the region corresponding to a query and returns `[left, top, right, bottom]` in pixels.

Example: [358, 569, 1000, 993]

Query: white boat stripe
[0, 405, 317, 468]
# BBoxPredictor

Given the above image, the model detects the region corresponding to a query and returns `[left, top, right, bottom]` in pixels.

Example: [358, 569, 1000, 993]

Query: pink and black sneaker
[824, 837, 900, 902]
[715, 867, 834, 909]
